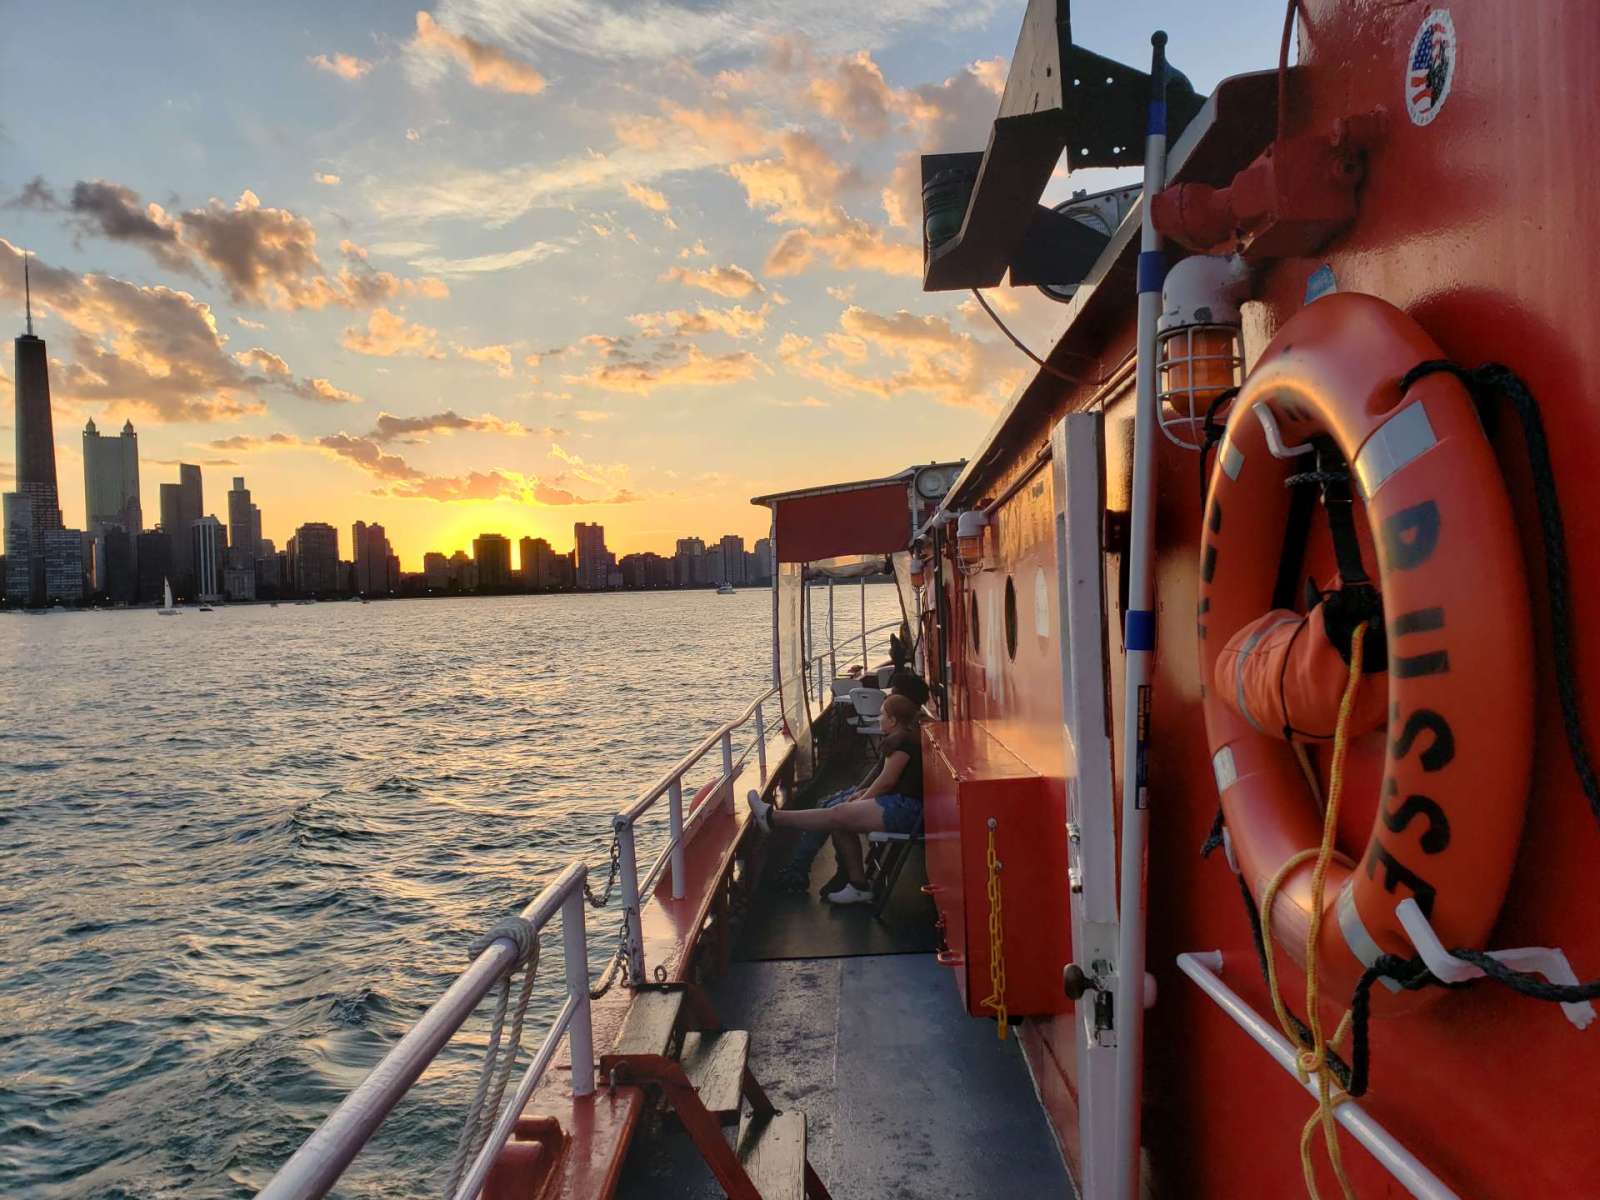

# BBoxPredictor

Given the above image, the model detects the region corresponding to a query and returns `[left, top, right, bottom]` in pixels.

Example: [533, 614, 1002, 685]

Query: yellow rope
[1259, 621, 1370, 1200]
[982, 820, 1009, 1041]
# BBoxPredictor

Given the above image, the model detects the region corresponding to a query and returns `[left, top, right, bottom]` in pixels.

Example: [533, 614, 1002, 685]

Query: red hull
[928, 2, 1600, 1195]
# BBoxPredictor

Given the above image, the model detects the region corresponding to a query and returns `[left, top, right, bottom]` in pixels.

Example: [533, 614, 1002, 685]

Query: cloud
[624, 181, 671, 213]
[368, 409, 542, 442]
[309, 52, 374, 81]
[764, 217, 919, 276]
[0, 239, 353, 424]
[726, 130, 857, 226]
[209, 432, 301, 451]
[7, 176, 58, 210]
[679, 240, 710, 258]
[569, 341, 764, 395]
[412, 11, 547, 96]
[659, 263, 764, 298]
[318, 432, 422, 480]
[628, 303, 768, 339]
[777, 304, 1025, 410]
[59, 180, 191, 272]
[29, 178, 448, 309]
[573, 409, 612, 422]
[423, 0, 1006, 62]
[172, 188, 325, 305]
[410, 241, 565, 275]
[456, 341, 514, 376]
[290, 377, 363, 405]
[773, 395, 829, 407]
[341, 308, 444, 358]
[313, 172, 342, 186]
[220, 426, 629, 505]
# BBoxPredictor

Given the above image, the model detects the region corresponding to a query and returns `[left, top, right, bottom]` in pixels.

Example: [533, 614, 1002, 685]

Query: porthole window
[970, 591, 981, 652]
[1004, 576, 1018, 660]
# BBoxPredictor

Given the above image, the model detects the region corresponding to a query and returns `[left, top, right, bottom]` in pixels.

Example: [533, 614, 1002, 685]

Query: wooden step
[736, 1110, 807, 1200]
[678, 1030, 749, 1124]
[604, 987, 686, 1065]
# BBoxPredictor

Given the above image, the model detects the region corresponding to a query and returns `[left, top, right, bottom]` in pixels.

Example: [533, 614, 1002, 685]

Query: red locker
[923, 720, 1072, 1019]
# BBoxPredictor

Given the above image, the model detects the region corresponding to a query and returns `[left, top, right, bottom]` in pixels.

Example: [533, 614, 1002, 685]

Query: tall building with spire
[4, 255, 81, 605]
[13, 255, 62, 535]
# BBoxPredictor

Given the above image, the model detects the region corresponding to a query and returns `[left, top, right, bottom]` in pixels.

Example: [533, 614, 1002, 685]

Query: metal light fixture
[955, 510, 988, 570]
[1156, 255, 1250, 450]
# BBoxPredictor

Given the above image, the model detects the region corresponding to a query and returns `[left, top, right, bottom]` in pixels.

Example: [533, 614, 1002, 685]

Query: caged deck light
[1156, 255, 1251, 450]
[955, 510, 989, 570]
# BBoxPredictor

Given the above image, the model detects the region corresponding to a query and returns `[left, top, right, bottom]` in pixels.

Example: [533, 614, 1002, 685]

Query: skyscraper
[675, 537, 708, 587]
[5, 258, 81, 604]
[160, 464, 203, 592]
[574, 522, 610, 590]
[83, 418, 142, 533]
[287, 522, 339, 595]
[14, 258, 62, 537]
[227, 477, 256, 568]
[135, 530, 173, 605]
[473, 533, 512, 588]
[352, 521, 393, 595]
[718, 534, 747, 585]
[192, 515, 227, 601]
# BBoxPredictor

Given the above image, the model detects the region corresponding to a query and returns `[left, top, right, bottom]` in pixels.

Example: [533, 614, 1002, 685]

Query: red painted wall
[934, 2, 1600, 1195]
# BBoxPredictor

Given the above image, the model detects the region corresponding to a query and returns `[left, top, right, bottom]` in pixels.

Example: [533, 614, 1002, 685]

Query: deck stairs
[601, 984, 832, 1200]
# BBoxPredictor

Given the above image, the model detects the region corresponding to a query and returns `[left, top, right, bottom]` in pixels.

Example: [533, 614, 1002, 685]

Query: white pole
[561, 886, 595, 1097]
[755, 702, 768, 785]
[615, 817, 645, 981]
[828, 577, 836, 680]
[859, 575, 867, 672]
[1112, 32, 1171, 1200]
[668, 776, 686, 900]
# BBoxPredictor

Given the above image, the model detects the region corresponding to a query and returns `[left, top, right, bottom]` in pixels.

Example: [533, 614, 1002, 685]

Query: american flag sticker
[1406, 10, 1457, 126]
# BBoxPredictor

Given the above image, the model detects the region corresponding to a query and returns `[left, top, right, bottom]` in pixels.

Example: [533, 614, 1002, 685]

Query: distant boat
[157, 578, 179, 616]
[717, 582, 736, 594]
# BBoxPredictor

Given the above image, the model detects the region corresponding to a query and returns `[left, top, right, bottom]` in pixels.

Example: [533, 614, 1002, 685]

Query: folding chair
[865, 828, 923, 916]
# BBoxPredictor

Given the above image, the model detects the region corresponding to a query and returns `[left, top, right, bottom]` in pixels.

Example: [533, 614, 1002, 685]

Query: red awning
[755, 477, 913, 563]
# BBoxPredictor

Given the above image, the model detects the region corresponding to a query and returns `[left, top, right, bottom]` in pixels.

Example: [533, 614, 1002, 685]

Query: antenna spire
[24, 251, 33, 336]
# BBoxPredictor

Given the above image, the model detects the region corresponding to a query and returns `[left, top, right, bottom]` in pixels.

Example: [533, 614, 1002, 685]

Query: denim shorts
[875, 793, 923, 835]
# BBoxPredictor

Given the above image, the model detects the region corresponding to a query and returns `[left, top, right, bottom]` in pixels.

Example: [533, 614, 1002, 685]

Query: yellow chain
[982, 819, 1009, 1041]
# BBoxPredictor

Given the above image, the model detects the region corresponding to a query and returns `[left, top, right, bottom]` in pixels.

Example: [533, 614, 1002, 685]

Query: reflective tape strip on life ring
[1197, 292, 1534, 1013]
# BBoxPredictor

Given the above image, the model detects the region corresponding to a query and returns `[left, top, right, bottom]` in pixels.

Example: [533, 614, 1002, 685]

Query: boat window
[1004, 576, 1018, 660]
[969, 591, 980, 652]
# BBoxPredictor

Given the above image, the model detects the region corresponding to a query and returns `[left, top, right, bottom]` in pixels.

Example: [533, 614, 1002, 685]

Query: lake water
[0, 586, 902, 1198]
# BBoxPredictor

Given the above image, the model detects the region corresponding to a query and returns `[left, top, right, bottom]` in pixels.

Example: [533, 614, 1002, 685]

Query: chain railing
[256, 862, 595, 1200]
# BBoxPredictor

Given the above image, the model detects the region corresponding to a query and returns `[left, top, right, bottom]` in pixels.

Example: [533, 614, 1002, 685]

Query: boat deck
[615, 715, 1073, 1199]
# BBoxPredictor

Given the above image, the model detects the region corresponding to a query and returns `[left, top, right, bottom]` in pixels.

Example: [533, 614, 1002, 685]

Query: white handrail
[1175, 952, 1461, 1200]
[257, 862, 594, 1200]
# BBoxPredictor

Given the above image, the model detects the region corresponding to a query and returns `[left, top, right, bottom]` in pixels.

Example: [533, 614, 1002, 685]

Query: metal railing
[257, 615, 899, 1196]
[257, 863, 595, 1200]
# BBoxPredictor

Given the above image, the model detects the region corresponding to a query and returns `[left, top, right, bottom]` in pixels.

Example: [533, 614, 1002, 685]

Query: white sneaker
[747, 790, 772, 832]
[825, 882, 873, 905]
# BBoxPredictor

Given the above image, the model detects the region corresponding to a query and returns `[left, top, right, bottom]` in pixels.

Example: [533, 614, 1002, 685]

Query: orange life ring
[1198, 292, 1534, 1011]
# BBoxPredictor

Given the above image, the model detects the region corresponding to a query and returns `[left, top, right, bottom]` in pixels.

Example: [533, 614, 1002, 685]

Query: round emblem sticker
[1405, 10, 1457, 126]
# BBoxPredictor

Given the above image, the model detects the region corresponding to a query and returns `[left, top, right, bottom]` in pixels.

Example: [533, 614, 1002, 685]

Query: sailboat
[157, 578, 178, 615]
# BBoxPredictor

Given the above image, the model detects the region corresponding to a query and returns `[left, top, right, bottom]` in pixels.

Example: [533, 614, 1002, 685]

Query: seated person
[750, 693, 923, 905]
[773, 673, 931, 893]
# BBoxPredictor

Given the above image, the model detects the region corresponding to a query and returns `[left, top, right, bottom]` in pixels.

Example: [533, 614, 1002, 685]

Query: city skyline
[0, 4, 1284, 569]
